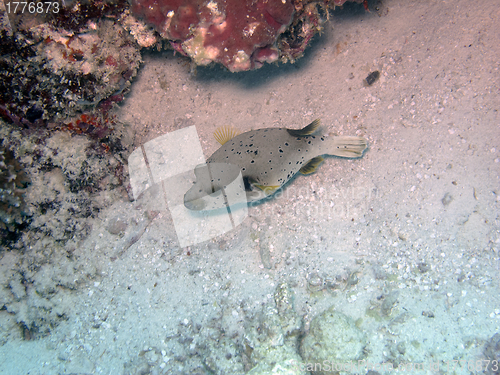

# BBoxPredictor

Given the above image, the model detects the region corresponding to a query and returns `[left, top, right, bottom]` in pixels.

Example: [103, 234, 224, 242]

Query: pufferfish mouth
[184, 189, 225, 211]
[184, 197, 207, 211]
[183, 162, 247, 211]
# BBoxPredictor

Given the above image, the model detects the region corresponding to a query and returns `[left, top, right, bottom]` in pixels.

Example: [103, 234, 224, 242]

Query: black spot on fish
[279, 149, 283, 153]
[285, 143, 289, 146]
[254, 150, 258, 155]
[251, 160, 255, 163]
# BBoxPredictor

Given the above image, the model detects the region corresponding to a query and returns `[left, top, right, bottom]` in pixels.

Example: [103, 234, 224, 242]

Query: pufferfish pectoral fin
[299, 156, 325, 175]
[286, 118, 321, 137]
[245, 176, 281, 196]
[254, 184, 281, 196]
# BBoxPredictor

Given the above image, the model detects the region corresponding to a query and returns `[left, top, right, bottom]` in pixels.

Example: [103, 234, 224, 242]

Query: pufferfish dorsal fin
[299, 156, 325, 175]
[213, 125, 241, 145]
[286, 119, 321, 137]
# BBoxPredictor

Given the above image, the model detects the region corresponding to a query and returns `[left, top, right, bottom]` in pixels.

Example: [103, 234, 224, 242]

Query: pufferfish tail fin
[325, 136, 368, 158]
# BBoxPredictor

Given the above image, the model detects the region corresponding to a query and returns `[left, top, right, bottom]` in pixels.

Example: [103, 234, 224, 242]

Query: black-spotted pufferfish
[184, 119, 367, 211]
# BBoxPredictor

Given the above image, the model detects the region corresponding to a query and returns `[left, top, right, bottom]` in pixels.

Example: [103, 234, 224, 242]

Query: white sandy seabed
[1, 0, 499, 374]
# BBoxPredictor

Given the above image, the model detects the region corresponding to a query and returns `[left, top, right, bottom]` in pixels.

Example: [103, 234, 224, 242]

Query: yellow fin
[328, 136, 367, 158]
[286, 119, 321, 137]
[254, 184, 281, 196]
[213, 125, 241, 145]
[299, 156, 324, 175]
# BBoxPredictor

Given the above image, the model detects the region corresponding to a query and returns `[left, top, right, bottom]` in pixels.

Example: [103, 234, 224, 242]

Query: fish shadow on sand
[192, 33, 331, 89]
[242, 149, 369, 210]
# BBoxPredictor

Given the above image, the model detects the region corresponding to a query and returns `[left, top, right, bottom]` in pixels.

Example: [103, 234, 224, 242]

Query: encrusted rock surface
[245, 281, 307, 375]
[483, 333, 500, 375]
[131, 0, 365, 71]
[300, 306, 366, 374]
[0, 145, 30, 240]
[0, 0, 141, 124]
[131, 0, 294, 72]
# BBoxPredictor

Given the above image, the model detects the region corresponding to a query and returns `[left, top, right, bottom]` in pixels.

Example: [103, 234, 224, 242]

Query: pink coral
[131, 0, 294, 71]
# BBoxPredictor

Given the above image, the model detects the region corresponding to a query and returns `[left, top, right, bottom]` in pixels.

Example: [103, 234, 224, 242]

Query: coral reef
[0, 145, 30, 243]
[277, 1, 329, 64]
[0, 0, 369, 132]
[0, 120, 128, 247]
[23, 131, 127, 241]
[0, 250, 77, 341]
[131, 0, 294, 72]
[278, 0, 366, 63]
[0, 0, 369, 133]
[131, 0, 365, 71]
[0, 0, 141, 124]
[300, 307, 366, 374]
[0, 119, 128, 339]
